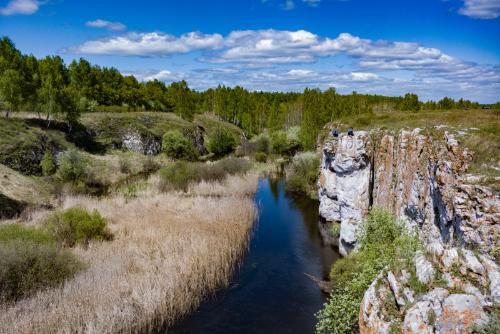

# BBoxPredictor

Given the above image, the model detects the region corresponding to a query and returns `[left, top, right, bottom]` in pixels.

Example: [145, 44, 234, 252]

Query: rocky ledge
[318, 128, 499, 333]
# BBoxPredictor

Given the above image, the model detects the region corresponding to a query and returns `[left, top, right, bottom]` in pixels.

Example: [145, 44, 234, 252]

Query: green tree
[162, 130, 198, 160]
[0, 69, 23, 117]
[399, 93, 420, 112]
[37, 56, 68, 126]
[208, 126, 237, 158]
[168, 80, 195, 120]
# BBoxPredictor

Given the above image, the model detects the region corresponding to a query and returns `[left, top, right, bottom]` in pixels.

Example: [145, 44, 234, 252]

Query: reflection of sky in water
[170, 177, 340, 334]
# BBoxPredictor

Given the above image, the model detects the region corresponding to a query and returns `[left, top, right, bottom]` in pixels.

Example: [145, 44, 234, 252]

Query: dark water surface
[169, 177, 340, 334]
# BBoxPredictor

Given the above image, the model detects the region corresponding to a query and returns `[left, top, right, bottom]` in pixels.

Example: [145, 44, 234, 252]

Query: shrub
[286, 151, 320, 197]
[158, 161, 199, 192]
[0, 224, 82, 302]
[162, 130, 198, 161]
[40, 151, 55, 176]
[44, 207, 112, 247]
[316, 208, 421, 334]
[208, 126, 237, 158]
[118, 156, 132, 174]
[270, 130, 289, 155]
[57, 149, 88, 184]
[252, 133, 270, 154]
[158, 158, 251, 192]
[214, 157, 251, 175]
[142, 156, 160, 174]
[255, 152, 267, 163]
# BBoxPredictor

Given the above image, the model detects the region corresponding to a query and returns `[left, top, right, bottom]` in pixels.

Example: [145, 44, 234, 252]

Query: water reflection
[169, 177, 340, 334]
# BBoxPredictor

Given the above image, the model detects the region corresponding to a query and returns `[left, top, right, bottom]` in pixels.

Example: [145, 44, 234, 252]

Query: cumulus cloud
[67, 29, 499, 101]
[86, 19, 127, 32]
[67, 32, 224, 56]
[0, 0, 39, 15]
[458, 0, 500, 19]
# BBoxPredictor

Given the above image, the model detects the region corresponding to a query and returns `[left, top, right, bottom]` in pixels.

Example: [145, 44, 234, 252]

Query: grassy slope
[328, 109, 500, 189]
[0, 164, 51, 205]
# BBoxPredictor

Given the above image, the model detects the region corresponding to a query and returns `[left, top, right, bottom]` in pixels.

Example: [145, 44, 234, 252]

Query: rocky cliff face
[318, 128, 499, 333]
[319, 129, 499, 257]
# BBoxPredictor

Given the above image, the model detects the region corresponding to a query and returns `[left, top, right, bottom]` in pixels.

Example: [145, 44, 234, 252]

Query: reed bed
[0, 173, 259, 334]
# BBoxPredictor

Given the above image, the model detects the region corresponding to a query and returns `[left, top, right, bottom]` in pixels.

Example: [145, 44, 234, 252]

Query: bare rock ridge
[318, 128, 499, 333]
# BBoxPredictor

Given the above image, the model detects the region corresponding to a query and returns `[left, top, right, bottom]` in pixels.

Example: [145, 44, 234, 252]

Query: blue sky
[1, 0, 499, 102]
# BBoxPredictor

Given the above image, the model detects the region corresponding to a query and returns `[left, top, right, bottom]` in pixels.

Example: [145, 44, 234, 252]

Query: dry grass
[0, 164, 51, 205]
[0, 173, 259, 334]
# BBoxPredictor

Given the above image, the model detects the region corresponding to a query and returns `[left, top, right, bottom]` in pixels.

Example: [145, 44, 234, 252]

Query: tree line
[0, 36, 486, 148]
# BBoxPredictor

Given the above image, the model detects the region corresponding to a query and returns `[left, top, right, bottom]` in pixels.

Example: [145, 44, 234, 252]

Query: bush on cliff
[162, 130, 199, 161]
[207, 126, 237, 158]
[316, 208, 421, 334]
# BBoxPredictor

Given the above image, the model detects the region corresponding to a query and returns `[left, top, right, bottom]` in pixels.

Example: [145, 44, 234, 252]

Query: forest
[0, 36, 486, 149]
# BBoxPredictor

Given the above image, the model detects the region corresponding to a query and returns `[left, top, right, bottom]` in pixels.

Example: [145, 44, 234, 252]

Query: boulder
[435, 294, 488, 334]
[462, 249, 485, 275]
[403, 288, 449, 334]
[479, 255, 500, 303]
[415, 251, 435, 284]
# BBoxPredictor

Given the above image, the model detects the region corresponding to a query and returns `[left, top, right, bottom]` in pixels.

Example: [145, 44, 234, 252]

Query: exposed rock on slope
[318, 129, 499, 256]
[318, 128, 499, 333]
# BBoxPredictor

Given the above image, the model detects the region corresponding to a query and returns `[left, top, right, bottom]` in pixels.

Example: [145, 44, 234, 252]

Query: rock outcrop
[318, 131, 372, 255]
[122, 131, 162, 155]
[318, 128, 499, 333]
[318, 129, 499, 256]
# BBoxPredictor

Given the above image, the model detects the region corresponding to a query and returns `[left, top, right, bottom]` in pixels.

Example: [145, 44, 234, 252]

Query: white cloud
[349, 72, 379, 81]
[458, 0, 500, 19]
[67, 29, 500, 102]
[86, 19, 127, 32]
[68, 32, 224, 56]
[0, 0, 39, 16]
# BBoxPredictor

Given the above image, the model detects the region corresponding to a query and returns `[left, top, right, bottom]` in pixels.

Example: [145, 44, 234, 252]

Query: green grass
[0, 224, 83, 302]
[0, 224, 55, 245]
[325, 109, 500, 190]
[316, 208, 421, 334]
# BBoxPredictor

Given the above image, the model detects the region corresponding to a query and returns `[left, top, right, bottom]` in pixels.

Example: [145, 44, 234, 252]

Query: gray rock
[403, 288, 448, 334]
[415, 251, 435, 284]
[359, 273, 391, 334]
[317, 132, 372, 256]
[480, 255, 500, 303]
[435, 294, 488, 334]
[441, 248, 459, 269]
[387, 271, 405, 307]
[462, 249, 485, 275]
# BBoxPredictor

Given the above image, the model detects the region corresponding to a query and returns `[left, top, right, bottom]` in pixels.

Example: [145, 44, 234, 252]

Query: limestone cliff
[318, 128, 498, 257]
[318, 128, 499, 333]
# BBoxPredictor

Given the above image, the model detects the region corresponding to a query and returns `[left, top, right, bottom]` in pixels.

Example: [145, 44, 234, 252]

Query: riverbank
[170, 177, 339, 334]
[0, 172, 258, 333]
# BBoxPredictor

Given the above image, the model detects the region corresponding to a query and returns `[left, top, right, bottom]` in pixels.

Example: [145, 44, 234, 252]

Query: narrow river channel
[169, 177, 340, 334]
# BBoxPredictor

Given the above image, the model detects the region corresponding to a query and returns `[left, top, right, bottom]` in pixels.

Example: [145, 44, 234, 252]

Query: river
[169, 177, 339, 334]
